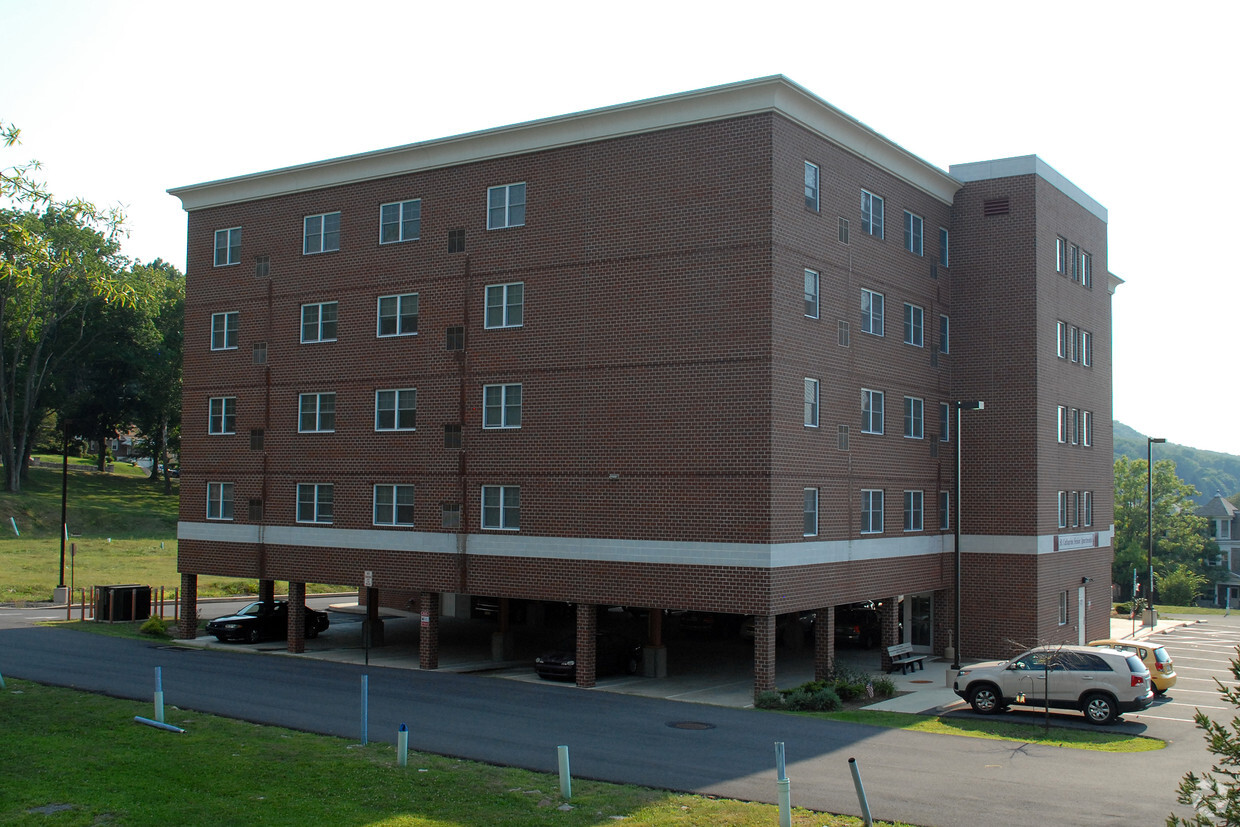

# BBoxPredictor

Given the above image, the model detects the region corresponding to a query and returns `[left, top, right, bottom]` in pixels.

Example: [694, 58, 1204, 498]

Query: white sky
[2, 0, 1235, 455]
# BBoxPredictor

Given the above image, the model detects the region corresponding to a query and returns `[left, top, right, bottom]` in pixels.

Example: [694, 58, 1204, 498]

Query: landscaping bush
[754, 690, 784, 710]
[139, 616, 170, 638]
[1113, 602, 1131, 615]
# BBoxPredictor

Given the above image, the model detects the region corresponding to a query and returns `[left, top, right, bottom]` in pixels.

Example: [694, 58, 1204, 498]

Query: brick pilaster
[419, 591, 439, 669]
[575, 603, 597, 688]
[287, 581, 305, 653]
[177, 573, 198, 640]
[753, 614, 777, 700]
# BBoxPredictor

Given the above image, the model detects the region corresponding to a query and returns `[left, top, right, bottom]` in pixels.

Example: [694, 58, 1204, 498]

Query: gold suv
[1089, 638, 1176, 695]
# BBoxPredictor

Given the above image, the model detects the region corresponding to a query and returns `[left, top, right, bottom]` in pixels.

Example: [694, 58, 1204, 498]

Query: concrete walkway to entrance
[177, 609, 1191, 712]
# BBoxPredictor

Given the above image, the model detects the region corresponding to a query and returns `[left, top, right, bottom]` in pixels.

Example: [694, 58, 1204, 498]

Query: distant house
[1200, 493, 1240, 606]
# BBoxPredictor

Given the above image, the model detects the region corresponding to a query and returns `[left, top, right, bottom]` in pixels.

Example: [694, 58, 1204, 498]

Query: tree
[125, 260, 183, 492]
[1113, 456, 1212, 601]
[1158, 565, 1209, 607]
[1, 121, 136, 492]
[1170, 652, 1240, 825]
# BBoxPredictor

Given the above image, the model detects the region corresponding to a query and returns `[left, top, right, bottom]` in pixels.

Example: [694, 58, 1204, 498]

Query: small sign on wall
[364, 570, 373, 587]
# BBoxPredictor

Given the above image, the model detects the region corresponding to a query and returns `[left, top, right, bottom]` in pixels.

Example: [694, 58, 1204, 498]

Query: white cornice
[168, 75, 961, 211]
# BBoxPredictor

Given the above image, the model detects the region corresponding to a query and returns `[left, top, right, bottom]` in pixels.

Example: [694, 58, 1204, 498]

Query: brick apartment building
[170, 76, 1117, 696]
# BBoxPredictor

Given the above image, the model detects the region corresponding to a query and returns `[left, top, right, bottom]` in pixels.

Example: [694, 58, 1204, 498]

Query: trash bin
[97, 584, 151, 621]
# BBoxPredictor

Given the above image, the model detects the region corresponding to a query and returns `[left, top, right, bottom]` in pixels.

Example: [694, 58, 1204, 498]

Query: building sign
[1056, 532, 1098, 551]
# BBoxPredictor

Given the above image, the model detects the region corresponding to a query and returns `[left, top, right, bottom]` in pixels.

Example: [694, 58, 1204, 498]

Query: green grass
[0, 463, 346, 602]
[815, 709, 1163, 752]
[0, 678, 912, 827]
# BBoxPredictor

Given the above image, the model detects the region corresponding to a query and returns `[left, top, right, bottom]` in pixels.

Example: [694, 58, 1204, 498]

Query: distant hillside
[1114, 421, 1240, 504]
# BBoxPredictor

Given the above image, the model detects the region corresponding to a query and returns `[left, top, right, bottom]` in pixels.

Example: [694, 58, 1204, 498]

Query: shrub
[870, 675, 896, 698]
[754, 690, 784, 710]
[1113, 602, 1131, 615]
[807, 687, 842, 711]
[139, 616, 170, 638]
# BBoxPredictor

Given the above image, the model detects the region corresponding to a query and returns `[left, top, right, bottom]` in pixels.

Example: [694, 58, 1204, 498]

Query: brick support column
[814, 606, 835, 682]
[575, 603, 597, 688]
[419, 591, 439, 670]
[259, 579, 275, 604]
[287, 582, 306, 653]
[753, 614, 777, 700]
[177, 573, 198, 640]
[879, 597, 899, 673]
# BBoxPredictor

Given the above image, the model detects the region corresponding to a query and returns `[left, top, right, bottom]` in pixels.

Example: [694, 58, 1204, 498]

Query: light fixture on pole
[1146, 436, 1165, 627]
[953, 400, 985, 671]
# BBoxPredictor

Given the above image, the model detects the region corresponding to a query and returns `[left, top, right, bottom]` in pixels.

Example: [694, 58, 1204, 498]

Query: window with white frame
[296, 483, 333, 523]
[1071, 408, 1080, 444]
[903, 303, 923, 347]
[1057, 321, 1067, 359]
[939, 227, 949, 267]
[211, 312, 238, 350]
[940, 403, 950, 442]
[1221, 519, 1232, 540]
[1072, 490, 1081, 527]
[379, 199, 421, 244]
[483, 383, 522, 429]
[1080, 250, 1092, 288]
[1058, 491, 1068, 528]
[904, 396, 924, 439]
[862, 389, 884, 434]
[485, 282, 524, 329]
[208, 397, 236, 434]
[1059, 590, 1068, 625]
[805, 162, 819, 211]
[1082, 330, 1092, 366]
[487, 183, 526, 229]
[939, 315, 950, 354]
[1057, 405, 1068, 443]
[939, 490, 950, 530]
[861, 190, 884, 238]
[804, 488, 818, 536]
[1070, 243, 1079, 281]
[298, 392, 336, 433]
[804, 269, 819, 318]
[373, 484, 415, 526]
[1082, 410, 1092, 447]
[1056, 236, 1068, 274]
[303, 212, 341, 254]
[1083, 491, 1093, 527]
[377, 293, 418, 337]
[214, 227, 241, 267]
[375, 389, 417, 431]
[804, 379, 819, 427]
[861, 489, 884, 534]
[481, 485, 520, 530]
[206, 482, 234, 520]
[861, 289, 884, 336]
[903, 211, 923, 255]
[904, 490, 923, 532]
[1069, 325, 1079, 362]
[301, 302, 338, 343]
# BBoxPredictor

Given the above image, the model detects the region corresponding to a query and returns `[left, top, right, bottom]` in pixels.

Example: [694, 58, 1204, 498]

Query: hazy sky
[2, 0, 1235, 456]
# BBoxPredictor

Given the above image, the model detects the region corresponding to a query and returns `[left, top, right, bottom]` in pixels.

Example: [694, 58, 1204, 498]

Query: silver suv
[954, 644, 1154, 725]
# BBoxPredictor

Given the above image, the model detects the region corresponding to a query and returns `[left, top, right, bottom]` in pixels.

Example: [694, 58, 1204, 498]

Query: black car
[834, 602, 881, 648]
[206, 601, 329, 644]
[534, 632, 641, 681]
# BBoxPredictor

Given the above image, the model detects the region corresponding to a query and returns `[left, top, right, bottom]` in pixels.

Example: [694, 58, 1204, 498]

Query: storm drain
[666, 721, 716, 730]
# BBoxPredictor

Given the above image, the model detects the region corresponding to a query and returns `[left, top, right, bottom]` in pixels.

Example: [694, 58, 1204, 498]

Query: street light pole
[953, 400, 985, 671]
[1146, 436, 1166, 627]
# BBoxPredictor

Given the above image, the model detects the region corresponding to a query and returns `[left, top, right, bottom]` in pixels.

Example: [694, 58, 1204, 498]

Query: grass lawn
[0, 678, 911, 827]
[0, 464, 347, 602]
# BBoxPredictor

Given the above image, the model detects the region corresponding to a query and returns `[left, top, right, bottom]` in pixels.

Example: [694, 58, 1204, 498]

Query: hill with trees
[1115, 421, 1240, 505]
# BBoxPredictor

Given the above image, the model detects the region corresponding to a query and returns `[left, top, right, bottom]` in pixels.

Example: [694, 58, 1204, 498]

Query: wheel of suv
[968, 684, 1002, 714]
[1082, 692, 1117, 725]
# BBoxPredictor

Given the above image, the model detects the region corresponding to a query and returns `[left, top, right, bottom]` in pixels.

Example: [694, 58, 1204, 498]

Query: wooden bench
[887, 642, 928, 675]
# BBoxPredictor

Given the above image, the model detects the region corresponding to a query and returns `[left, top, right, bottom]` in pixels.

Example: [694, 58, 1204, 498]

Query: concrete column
[643, 608, 667, 677]
[575, 603, 597, 688]
[363, 587, 384, 647]
[287, 582, 306, 653]
[177, 572, 198, 640]
[419, 591, 440, 670]
[814, 606, 835, 682]
[492, 597, 514, 660]
[753, 614, 777, 700]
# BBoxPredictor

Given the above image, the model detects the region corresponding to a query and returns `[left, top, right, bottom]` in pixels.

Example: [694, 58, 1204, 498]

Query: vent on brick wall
[445, 325, 464, 350]
[441, 503, 461, 529]
[252, 342, 267, 365]
[255, 256, 270, 278]
[983, 198, 1010, 216]
[444, 423, 462, 449]
[250, 429, 264, 450]
[838, 320, 850, 347]
[838, 424, 849, 451]
[930, 441, 938, 458]
[248, 499, 263, 521]
[930, 263, 938, 280]
[448, 229, 466, 253]
[838, 217, 850, 244]
[930, 350, 938, 367]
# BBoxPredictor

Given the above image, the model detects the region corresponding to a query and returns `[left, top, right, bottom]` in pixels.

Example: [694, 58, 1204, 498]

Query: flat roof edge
[169, 75, 961, 211]
[949, 155, 1108, 223]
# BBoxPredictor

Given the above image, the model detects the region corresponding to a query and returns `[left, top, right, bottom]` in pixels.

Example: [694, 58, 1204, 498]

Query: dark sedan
[534, 632, 641, 681]
[206, 601, 329, 644]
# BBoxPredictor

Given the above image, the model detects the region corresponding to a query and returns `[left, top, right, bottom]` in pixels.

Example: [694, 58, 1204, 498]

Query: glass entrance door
[905, 593, 933, 651]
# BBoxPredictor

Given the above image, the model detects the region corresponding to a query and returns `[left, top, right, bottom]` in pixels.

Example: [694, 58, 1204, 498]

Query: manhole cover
[666, 721, 716, 730]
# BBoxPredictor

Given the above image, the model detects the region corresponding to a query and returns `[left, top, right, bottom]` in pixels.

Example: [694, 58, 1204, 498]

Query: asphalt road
[1, 617, 1225, 826]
